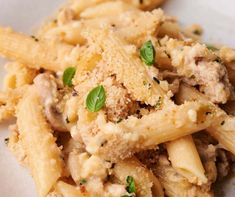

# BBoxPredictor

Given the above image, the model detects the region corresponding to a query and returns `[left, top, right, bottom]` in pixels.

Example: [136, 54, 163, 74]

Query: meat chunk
[166, 39, 234, 104]
[194, 132, 232, 189]
[194, 133, 217, 191]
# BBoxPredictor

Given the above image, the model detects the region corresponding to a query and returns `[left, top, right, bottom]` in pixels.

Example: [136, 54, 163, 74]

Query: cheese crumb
[187, 109, 197, 122]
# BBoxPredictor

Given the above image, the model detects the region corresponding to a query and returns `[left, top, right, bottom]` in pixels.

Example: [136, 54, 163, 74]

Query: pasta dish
[1, 0, 235, 196]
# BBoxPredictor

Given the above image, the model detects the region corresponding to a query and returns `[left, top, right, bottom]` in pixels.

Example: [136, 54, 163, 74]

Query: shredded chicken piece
[165, 39, 234, 104]
[194, 133, 217, 192]
[216, 149, 231, 180]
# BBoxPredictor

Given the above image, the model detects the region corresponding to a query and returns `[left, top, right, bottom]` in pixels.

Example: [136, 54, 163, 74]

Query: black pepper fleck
[153, 77, 160, 84]
[4, 138, 9, 145]
[31, 35, 39, 42]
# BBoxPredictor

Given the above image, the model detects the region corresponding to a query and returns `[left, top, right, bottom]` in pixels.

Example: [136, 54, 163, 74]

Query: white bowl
[0, 0, 234, 196]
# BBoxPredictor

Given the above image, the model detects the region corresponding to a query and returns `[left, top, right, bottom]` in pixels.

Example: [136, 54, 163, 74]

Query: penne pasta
[4, 61, 38, 89]
[166, 135, 208, 185]
[0, 85, 28, 122]
[80, 1, 137, 19]
[176, 83, 235, 155]
[122, 0, 164, 10]
[17, 87, 63, 197]
[84, 100, 215, 161]
[82, 29, 166, 105]
[0, 27, 74, 71]
[55, 181, 89, 197]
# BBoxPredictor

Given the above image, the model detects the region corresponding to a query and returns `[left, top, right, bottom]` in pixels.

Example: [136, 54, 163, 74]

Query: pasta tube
[176, 83, 235, 155]
[0, 27, 73, 71]
[83, 29, 166, 105]
[55, 181, 89, 197]
[166, 135, 207, 185]
[85, 100, 215, 161]
[17, 86, 63, 197]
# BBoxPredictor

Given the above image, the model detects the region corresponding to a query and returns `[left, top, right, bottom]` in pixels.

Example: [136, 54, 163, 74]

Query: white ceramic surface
[0, 0, 235, 196]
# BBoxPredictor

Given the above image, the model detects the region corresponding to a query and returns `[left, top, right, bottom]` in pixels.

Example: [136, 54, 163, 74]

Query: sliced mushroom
[34, 73, 68, 132]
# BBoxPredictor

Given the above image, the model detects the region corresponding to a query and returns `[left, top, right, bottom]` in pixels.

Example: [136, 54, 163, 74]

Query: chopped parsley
[140, 40, 155, 66]
[79, 179, 87, 185]
[155, 96, 162, 109]
[143, 81, 152, 89]
[86, 85, 106, 112]
[63, 67, 76, 87]
[126, 176, 136, 194]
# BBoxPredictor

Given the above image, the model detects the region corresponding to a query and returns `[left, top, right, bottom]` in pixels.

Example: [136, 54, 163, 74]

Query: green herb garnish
[126, 176, 136, 194]
[121, 195, 131, 197]
[86, 85, 106, 112]
[63, 67, 76, 87]
[206, 44, 218, 51]
[79, 179, 87, 185]
[140, 40, 155, 66]
[155, 96, 162, 109]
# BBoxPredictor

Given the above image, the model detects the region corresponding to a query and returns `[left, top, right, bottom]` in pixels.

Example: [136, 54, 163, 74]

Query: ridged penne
[83, 29, 166, 105]
[166, 135, 207, 185]
[17, 87, 63, 197]
[84, 101, 215, 161]
[176, 83, 235, 155]
[0, 27, 73, 71]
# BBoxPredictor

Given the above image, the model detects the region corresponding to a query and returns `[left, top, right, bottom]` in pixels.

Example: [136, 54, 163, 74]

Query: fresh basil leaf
[140, 40, 155, 66]
[63, 67, 76, 87]
[126, 176, 136, 193]
[86, 85, 106, 112]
